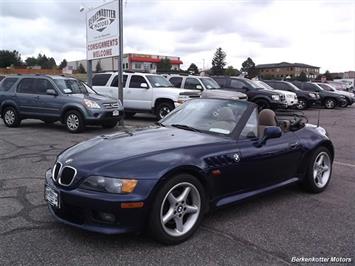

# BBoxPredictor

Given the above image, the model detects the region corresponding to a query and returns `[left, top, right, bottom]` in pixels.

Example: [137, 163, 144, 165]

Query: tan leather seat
[258, 109, 277, 137]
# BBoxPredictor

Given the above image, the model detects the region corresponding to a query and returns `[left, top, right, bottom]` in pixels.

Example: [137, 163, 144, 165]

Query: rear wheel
[156, 102, 174, 120]
[301, 147, 332, 193]
[149, 174, 206, 245]
[340, 101, 348, 108]
[255, 99, 270, 111]
[2, 107, 21, 127]
[64, 110, 85, 133]
[324, 98, 336, 109]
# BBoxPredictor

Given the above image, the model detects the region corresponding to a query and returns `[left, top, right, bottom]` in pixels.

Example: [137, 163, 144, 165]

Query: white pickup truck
[92, 72, 198, 119]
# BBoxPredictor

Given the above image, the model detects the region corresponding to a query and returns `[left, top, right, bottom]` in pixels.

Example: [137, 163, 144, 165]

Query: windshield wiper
[170, 124, 201, 132]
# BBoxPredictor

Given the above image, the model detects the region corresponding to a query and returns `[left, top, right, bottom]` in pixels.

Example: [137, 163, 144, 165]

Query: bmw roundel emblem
[233, 153, 240, 162]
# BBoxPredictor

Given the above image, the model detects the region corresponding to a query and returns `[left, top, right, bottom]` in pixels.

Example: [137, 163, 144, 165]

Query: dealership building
[67, 53, 183, 73]
[256, 62, 320, 79]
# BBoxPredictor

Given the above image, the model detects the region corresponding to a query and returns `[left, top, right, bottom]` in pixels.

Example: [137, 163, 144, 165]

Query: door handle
[289, 142, 299, 150]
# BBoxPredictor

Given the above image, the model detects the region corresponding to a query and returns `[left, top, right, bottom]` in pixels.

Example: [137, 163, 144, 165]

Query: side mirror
[257, 126, 282, 147]
[140, 83, 148, 88]
[196, 85, 203, 90]
[46, 89, 58, 96]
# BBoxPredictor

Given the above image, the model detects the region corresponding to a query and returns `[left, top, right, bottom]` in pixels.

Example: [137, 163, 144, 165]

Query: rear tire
[301, 147, 332, 193]
[64, 110, 85, 133]
[149, 174, 206, 245]
[156, 102, 174, 120]
[2, 107, 21, 128]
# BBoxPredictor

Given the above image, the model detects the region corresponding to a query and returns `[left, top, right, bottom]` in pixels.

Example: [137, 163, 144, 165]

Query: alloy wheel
[4, 110, 15, 125]
[313, 152, 331, 188]
[160, 182, 201, 237]
[297, 100, 306, 110]
[159, 106, 171, 119]
[66, 114, 79, 131]
[325, 99, 335, 109]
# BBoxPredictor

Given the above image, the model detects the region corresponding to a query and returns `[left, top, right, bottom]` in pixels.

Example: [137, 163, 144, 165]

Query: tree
[25, 54, 57, 69]
[25, 56, 38, 66]
[210, 47, 226, 75]
[240, 57, 258, 78]
[156, 58, 172, 73]
[95, 61, 102, 73]
[187, 63, 199, 75]
[297, 71, 308, 82]
[224, 66, 240, 76]
[59, 59, 67, 69]
[78, 63, 86, 73]
[0, 50, 23, 67]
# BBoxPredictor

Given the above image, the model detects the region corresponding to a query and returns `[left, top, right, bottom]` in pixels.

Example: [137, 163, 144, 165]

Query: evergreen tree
[210, 48, 226, 75]
[156, 58, 172, 73]
[59, 59, 68, 69]
[187, 63, 199, 75]
[0, 50, 23, 67]
[96, 61, 102, 73]
[241, 57, 258, 78]
[78, 63, 86, 73]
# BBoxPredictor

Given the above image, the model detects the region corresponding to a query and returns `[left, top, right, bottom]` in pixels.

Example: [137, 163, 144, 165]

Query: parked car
[253, 80, 298, 108]
[212, 76, 287, 110]
[291, 81, 347, 109]
[0, 75, 123, 133]
[263, 80, 320, 110]
[45, 98, 334, 244]
[92, 72, 197, 119]
[316, 83, 354, 107]
[167, 74, 248, 101]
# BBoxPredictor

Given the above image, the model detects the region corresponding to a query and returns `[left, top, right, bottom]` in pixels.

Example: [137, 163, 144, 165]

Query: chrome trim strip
[52, 162, 62, 182]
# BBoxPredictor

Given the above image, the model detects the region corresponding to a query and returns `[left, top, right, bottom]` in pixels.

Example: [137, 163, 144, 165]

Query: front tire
[156, 102, 174, 120]
[64, 110, 85, 133]
[296, 98, 307, 110]
[149, 174, 206, 245]
[301, 147, 332, 193]
[2, 107, 21, 127]
[324, 98, 336, 109]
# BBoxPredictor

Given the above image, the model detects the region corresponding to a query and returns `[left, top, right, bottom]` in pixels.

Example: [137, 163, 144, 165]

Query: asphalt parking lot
[0, 108, 354, 265]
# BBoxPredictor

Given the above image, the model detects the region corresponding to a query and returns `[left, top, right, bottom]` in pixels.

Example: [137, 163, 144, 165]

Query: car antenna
[317, 109, 321, 127]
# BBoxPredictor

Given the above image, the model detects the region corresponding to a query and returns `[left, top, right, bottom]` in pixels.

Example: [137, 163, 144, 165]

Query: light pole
[118, 0, 124, 126]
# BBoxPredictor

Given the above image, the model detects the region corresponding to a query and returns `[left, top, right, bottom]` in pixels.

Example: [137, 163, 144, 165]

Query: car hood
[58, 126, 229, 168]
[67, 93, 117, 103]
[273, 89, 296, 97]
[201, 89, 247, 100]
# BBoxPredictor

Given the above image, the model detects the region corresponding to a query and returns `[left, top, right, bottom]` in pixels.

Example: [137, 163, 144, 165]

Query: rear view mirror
[140, 83, 148, 88]
[46, 89, 58, 96]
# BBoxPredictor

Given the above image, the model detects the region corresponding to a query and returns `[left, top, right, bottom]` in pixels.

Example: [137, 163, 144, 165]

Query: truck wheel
[3, 107, 21, 128]
[156, 102, 174, 120]
[255, 99, 270, 111]
[296, 98, 307, 110]
[324, 98, 335, 109]
[64, 110, 85, 133]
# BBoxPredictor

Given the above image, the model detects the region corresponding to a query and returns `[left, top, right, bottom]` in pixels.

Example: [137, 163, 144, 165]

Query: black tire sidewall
[297, 98, 307, 110]
[65, 110, 85, 133]
[3, 107, 20, 127]
[156, 102, 174, 120]
[302, 146, 332, 193]
[149, 174, 206, 245]
[324, 98, 335, 109]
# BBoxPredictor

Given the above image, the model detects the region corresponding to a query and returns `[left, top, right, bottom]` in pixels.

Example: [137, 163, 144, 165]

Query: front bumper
[44, 171, 153, 234]
[84, 108, 123, 125]
[270, 101, 288, 109]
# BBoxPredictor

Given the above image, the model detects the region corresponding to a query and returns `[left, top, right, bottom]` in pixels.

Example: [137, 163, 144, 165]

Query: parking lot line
[334, 161, 355, 168]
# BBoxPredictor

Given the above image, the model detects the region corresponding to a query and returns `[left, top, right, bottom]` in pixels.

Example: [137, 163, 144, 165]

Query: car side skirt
[215, 177, 300, 208]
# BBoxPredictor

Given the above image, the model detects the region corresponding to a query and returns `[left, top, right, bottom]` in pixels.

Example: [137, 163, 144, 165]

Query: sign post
[86, 0, 123, 125]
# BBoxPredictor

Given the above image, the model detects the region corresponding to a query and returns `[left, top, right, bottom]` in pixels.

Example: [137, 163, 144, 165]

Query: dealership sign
[86, 1, 119, 60]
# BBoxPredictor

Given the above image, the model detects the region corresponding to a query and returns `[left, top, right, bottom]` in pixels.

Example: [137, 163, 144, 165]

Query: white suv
[92, 72, 197, 119]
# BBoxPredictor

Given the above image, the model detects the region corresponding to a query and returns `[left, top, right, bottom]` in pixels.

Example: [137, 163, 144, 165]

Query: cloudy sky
[0, 0, 354, 72]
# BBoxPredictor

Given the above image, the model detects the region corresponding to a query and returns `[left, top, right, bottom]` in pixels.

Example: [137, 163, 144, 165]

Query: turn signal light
[121, 202, 144, 209]
[122, 179, 138, 193]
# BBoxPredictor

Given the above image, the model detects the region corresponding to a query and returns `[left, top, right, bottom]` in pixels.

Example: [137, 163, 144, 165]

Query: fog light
[98, 212, 115, 223]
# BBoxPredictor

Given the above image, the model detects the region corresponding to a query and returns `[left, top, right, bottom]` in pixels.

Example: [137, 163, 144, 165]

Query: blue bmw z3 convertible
[45, 98, 334, 244]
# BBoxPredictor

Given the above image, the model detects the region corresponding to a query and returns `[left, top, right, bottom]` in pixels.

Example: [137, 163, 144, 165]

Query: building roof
[256, 62, 319, 69]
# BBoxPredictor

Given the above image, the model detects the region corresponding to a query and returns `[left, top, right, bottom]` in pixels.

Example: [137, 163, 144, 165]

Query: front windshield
[200, 77, 220, 89]
[255, 81, 274, 90]
[318, 83, 334, 91]
[287, 82, 301, 91]
[146, 75, 174, 88]
[54, 79, 89, 94]
[243, 79, 260, 89]
[161, 99, 248, 136]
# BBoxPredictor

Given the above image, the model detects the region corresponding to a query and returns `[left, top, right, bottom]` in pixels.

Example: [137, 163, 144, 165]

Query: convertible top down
[45, 98, 334, 244]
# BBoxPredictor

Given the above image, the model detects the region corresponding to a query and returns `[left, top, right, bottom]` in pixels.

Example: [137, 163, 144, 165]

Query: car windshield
[200, 77, 220, 89]
[146, 75, 174, 88]
[243, 79, 260, 89]
[318, 83, 335, 92]
[255, 81, 274, 90]
[286, 82, 301, 91]
[54, 79, 90, 94]
[161, 99, 248, 136]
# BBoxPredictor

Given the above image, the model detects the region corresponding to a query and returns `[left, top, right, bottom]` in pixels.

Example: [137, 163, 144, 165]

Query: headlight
[177, 94, 191, 104]
[83, 99, 101, 109]
[308, 93, 316, 98]
[271, 95, 280, 101]
[79, 176, 138, 193]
